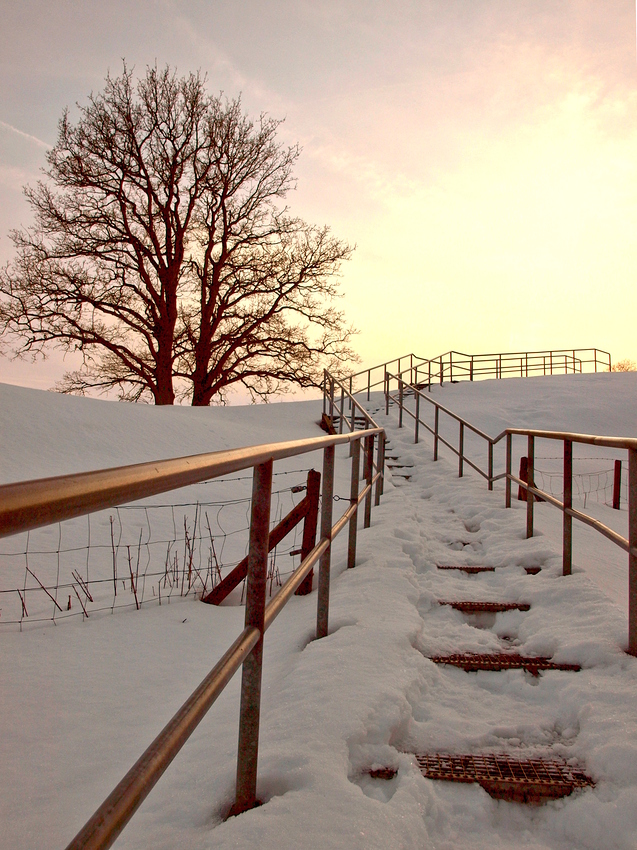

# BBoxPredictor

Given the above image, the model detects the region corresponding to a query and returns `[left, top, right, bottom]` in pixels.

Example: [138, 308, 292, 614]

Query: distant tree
[611, 359, 637, 372]
[0, 65, 356, 404]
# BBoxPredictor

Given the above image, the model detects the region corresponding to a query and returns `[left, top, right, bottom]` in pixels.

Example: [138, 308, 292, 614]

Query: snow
[1, 373, 637, 850]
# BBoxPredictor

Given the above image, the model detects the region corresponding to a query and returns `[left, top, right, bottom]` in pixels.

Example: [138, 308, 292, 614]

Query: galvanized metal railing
[383, 372, 637, 656]
[348, 348, 612, 400]
[323, 369, 383, 432]
[322, 373, 386, 499]
[0, 427, 385, 849]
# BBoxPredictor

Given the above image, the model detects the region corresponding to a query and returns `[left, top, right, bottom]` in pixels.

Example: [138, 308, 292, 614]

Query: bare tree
[0, 65, 356, 404]
[611, 359, 636, 372]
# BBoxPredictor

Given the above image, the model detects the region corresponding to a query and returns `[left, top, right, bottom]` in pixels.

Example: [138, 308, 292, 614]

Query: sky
[1, 0, 636, 394]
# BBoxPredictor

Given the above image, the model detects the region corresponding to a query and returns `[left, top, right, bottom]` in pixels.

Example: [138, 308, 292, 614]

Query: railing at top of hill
[0, 427, 386, 849]
[346, 348, 612, 400]
[366, 370, 636, 659]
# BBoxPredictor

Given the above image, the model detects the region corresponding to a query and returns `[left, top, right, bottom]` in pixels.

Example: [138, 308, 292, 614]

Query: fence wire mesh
[0, 469, 315, 630]
[534, 457, 628, 509]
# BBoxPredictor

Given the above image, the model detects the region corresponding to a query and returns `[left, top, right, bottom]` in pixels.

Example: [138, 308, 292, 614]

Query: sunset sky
[1, 1, 636, 393]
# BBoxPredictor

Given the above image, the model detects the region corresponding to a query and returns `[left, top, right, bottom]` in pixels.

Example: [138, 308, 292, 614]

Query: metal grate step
[429, 652, 580, 674]
[439, 600, 530, 613]
[415, 753, 594, 803]
[437, 565, 541, 576]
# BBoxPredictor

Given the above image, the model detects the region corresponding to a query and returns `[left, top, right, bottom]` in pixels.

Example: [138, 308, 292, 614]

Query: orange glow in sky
[1, 1, 636, 393]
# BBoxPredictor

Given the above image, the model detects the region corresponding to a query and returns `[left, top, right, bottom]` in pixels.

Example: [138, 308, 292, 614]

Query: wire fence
[0, 468, 318, 630]
[533, 457, 628, 509]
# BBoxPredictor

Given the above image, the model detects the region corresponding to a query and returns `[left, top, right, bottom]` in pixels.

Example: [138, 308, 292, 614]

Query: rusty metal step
[437, 565, 541, 576]
[414, 753, 594, 804]
[429, 652, 580, 675]
[439, 600, 530, 613]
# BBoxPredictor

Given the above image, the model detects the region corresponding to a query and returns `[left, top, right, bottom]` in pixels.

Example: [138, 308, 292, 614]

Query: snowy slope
[1, 375, 637, 850]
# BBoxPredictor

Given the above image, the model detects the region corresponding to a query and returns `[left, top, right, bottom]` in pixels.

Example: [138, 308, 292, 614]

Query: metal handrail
[383, 371, 637, 656]
[322, 373, 386, 504]
[0, 431, 378, 538]
[323, 370, 382, 432]
[502, 427, 637, 451]
[348, 347, 612, 399]
[0, 426, 385, 849]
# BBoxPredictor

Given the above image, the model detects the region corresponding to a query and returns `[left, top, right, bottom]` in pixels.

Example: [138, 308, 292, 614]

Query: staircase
[353, 377, 598, 807]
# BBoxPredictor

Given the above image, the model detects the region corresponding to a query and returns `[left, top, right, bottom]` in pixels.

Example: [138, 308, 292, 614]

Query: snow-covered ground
[1, 373, 637, 850]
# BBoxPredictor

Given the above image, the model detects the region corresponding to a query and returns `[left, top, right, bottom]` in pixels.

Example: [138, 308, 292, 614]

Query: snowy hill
[1, 374, 637, 850]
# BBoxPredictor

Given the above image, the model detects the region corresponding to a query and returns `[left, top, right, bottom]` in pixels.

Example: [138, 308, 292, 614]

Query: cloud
[0, 120, 51, 150]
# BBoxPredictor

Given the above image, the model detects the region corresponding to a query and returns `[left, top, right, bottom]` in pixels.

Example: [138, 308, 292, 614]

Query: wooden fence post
[296, 470, 321, 595]
[613, 460, 622, 510]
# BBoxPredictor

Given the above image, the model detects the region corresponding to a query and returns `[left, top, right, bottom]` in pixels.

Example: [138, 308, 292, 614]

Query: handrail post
[232, 459, 273, 816]
[323, 369, 327, 416]
[488, 441, 493, 491]
[428, 358, 431, 391]
[458, 422, 464, 478]
[338, 386, 344, 434]
[363, 435, 373, 529]
[398, 378, 404, 428]
[505, 433, 512, 508]
[348, 376, 353, 410]
[367, 369, 371, 401]
[385, 371, 389, 416]
[526, 435, 535, 538]
[434, 406, 439, 461]
[629, 448, 637, 655]
[329, 376, 335, 421]
[414, 391, 420, 444]
[470, 357, 473, 381]
[563, 439, 572, 576]
[317, 445, 335, 639]
[375, 434, 385, 504]
[347, 439, 361, 569]
[439, 356, 443, 385]
[450, 351, 453, 383]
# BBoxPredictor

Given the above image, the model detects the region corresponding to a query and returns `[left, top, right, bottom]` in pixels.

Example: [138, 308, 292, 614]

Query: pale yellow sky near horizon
[0, 1, 636, 398]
